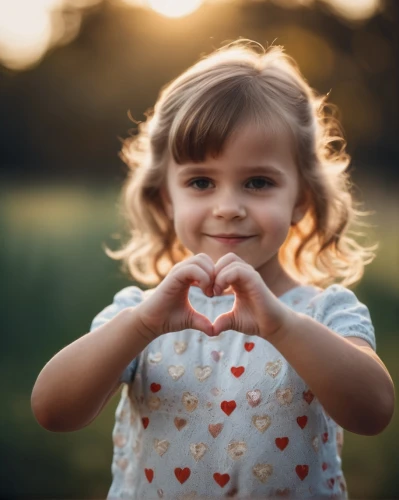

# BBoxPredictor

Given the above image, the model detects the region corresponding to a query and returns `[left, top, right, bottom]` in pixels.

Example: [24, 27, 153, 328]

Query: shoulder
[307, 284, 376, 351]
[90, 285, 152, 332]
[309, 284, 367, 317]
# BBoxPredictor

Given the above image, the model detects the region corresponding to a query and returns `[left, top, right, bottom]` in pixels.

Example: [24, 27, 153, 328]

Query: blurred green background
[0, 0, 398, 498]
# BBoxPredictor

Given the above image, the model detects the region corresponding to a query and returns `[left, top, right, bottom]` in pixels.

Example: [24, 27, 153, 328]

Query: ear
[291, 189, 310, 226]
[160, 186, 174, 220]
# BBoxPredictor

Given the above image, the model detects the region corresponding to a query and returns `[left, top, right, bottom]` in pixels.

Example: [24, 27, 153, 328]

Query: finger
[214, 252, 245, 275]
[190, 311, 214, 337]
[174, 254, 215, 296]
[173, 264, 213, 297]
[214, 262, 252, 295]
[212, 311, 234, 336]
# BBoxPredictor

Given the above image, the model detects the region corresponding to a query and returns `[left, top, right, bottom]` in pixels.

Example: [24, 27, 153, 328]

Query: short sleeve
[90, 286, 145, 383]
[310, 284, 376, 351]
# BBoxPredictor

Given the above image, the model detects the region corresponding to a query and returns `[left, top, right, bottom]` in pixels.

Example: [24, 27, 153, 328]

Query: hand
[134, 253, 215, 339]
[211, 253, 292, 339]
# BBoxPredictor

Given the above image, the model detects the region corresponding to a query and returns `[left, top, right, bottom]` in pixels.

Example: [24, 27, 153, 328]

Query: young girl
[31, 40, 394, 499]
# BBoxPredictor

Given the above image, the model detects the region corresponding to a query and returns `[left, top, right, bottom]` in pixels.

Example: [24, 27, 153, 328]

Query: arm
[268, 310, 395, 436]
[210, 253, 395, 437]
[31, 307, 151, 432]
[31, 253, 216, 433]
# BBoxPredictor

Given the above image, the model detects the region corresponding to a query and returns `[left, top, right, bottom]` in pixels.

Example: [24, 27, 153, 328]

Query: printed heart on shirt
[182, 392, 198, 412]
[208, 423, 223, 438]
[154, 439, 169, 456]
[265, 359, 283, 378]
[174, 467, 191, 484]
[174, 341, 188, 354]
[168, 365, 185, 380]
[221, 400, 236, 416]
[275, 437, 289, 451]
[295, 465, 309, 481]
[276, 388, 293, 406]
[113, 433, 127, 447]
[149, 352, 162, 364]
[244, 342, 255, 352]
[246, 389, 262, 407]
[227, 441, 247, 460]
[213, 473, 230, 487]
[211, 350, 222, 362]
[322, 432, 329, 443]
[322, 462, 328, 471]
[252, 463, 273, 483]
[150, 383, 161, 393]
[210, 387, 221, 397]
[252, 415, 271, 433]
[327, 478, 335, 489]
[231, 366, 245, 378]
[303, 389, 315, 405]
[144, 468, 154, 483]
[276, 488, 290, 497]
[174, 417, 187, 431]
[142, 417, 149, 429]
[148, 396, 161, 410]
[189, 442, 208, 461]
[195, 366, 212, 382]
[297, 415, 308, 429]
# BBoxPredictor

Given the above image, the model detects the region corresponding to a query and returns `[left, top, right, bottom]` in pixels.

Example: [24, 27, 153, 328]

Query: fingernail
[213, 285, 221, 296]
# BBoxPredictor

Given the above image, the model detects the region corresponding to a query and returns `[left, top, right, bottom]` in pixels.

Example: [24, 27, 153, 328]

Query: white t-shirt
[90, 283, 376, 499]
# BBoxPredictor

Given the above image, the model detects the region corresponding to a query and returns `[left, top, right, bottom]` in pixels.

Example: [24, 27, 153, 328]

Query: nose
[212, 189, 246, 219]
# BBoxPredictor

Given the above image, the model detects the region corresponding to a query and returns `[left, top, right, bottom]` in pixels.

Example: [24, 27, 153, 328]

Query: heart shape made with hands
[188, 282, 236, 337]
[167, 252, 286, 338]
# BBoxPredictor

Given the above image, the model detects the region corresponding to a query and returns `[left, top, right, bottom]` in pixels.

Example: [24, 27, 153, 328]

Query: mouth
[206, 234, 255, 244]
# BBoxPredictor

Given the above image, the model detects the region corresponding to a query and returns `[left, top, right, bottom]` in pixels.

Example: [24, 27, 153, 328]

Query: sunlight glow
[322, 0, 381, 21]
[146, 0, 203, 18]
[0, 0, 100, 70]
[0, 0, 385, 71]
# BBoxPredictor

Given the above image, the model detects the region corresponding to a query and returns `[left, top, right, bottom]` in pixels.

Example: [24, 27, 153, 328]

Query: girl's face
[162, 122, 307, 288]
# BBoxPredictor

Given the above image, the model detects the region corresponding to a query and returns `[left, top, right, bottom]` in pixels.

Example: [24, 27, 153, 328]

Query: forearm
[268, 310, 395, 435]
[31, 307, 151, 432]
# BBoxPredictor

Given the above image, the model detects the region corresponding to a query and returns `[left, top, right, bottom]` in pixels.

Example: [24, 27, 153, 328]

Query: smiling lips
[207, 234, 255, 245]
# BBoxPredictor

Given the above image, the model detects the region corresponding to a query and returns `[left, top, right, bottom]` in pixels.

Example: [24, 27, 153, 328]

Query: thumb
[190, 311, 214, 337]
[212, 312, 234, 336]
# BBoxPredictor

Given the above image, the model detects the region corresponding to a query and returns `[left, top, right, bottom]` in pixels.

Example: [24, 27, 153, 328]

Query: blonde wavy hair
[106, 39, 377, 289]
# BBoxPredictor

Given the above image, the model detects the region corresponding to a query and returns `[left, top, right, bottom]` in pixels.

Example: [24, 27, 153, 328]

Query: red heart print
[174, 467, 191, 484]
[296, 415, 308, 429]
[244, 342, 255, 352]
[322, 432, 329, 443]
[142, 417, 149, 429]
[231, 366, 245, 378]
[144, 468, 154, 483]
[221, 400, 236, 416]
[275, 437, 289, 451]
[327, 478, 335, 489]
[295, 465, 309, 481]
[213, 472, 230, 487]
[150, 383, 161, 393]
[322, 462, 328, 471]
[208, 423, 223, 438]
[303, 390, 314, 405]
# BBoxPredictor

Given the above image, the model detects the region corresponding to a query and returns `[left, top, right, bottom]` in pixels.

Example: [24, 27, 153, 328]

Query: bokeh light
[321, 0, 381, 21]
[0, 0, 385, 70]
[146, 0, 203, 18]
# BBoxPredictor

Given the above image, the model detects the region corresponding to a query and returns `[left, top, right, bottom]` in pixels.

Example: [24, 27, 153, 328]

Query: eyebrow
[176, 165, 286, 178]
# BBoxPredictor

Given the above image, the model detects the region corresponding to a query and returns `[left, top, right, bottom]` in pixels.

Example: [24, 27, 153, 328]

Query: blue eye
[246, 177, 274, 190]
[189, 178, 212, 190]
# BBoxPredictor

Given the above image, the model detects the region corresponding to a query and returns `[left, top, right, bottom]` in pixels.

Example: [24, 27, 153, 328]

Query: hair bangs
[168, 78, 286, 165]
